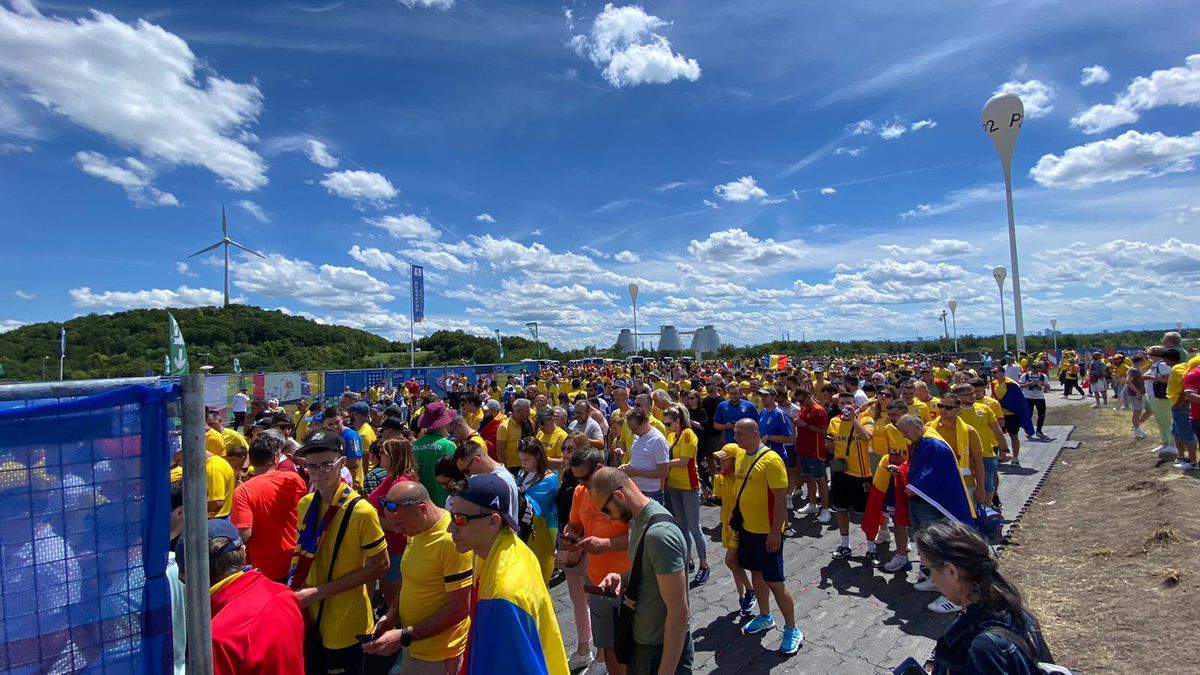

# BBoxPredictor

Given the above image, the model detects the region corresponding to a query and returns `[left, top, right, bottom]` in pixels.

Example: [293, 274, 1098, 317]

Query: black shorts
[829, 472, 870, 513]
[736, 530, 785, 582]
[1002, 414, 1021, 435]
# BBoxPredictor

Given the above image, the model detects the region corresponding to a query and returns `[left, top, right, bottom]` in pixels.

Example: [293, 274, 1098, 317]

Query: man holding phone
[363, 481, 472, 674]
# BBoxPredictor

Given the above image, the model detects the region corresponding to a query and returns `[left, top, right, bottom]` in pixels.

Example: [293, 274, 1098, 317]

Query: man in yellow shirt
[1165, 350, 1198, 468]
[206, 447, 236, 518]
[899, 380, 931, 423]
[292, 430, 389, 670]
[535, 407, 568, 471]
[206, 409, 229, 457]
[364, 481, 473, 672]
[461, 393, 485, 431]
[348, 401, 378, 464]
[953, 384, 1009, 507]
[826, 392, 875, 560]
[496, 398, 534, 472]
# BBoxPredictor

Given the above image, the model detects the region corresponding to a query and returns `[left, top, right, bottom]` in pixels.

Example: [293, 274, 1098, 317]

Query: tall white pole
[983, 93, 1026, 353]
[628, 283, 640, 356]
[948, 299, 958, 354]
[993, 266, 1008, 353]
[1050, 318, 1058, 353]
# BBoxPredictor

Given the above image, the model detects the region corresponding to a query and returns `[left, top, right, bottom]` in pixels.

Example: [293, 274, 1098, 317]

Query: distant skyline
[2, 1, 1199, 348]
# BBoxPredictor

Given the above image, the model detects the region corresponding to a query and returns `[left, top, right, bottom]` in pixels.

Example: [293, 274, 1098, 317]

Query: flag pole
[410, 263, 415, 368]
[58, 327, 65, 380]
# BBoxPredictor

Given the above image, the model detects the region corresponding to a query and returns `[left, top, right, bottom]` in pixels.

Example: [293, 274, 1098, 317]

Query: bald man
[591, 469, 694, 674]
[363, 481, 473, 673]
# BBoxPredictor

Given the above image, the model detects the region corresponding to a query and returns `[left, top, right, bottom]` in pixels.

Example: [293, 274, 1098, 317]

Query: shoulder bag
[728, 450, 769, 531]
[303, 497, 362, 673]
[614, 512, 676, 665]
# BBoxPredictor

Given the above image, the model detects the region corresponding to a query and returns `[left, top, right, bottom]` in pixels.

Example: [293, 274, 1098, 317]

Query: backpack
[981, 626, 1074, 674]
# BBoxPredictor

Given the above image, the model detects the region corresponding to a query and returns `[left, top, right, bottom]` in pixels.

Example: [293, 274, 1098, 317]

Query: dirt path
[1001, 400, 1200, 674]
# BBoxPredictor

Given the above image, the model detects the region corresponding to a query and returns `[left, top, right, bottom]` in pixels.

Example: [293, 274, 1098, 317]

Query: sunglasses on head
[379, 497, 423, 512]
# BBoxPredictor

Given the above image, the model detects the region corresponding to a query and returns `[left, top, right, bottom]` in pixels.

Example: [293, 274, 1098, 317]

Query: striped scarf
[288, 484, 355, 590]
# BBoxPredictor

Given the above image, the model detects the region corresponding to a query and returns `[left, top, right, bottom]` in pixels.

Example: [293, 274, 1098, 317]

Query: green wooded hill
[0, 306, 555, 381]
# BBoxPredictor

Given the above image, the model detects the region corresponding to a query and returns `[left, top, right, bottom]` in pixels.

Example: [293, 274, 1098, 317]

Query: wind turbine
[188, 206, 265, 307]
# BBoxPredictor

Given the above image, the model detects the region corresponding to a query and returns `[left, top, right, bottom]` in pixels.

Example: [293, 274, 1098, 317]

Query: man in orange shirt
[231, 430, 309, 582]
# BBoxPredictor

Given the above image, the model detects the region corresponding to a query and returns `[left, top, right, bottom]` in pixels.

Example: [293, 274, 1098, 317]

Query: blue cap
[453, 473, 518, 531]
[175, 518, 243, 576]
[348, 401, 370, 416]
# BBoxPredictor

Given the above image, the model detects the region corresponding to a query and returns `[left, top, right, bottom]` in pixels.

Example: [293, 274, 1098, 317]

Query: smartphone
[355, 634, 374, 644]
[583, 584, 617, 597]
[893, 656, 926, 674]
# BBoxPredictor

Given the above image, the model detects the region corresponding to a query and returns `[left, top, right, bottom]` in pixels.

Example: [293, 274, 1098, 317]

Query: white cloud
[304, 139, 339, 168]
[237, 199, 270, 223]
[0, 141, 34, 154]
[654, 180, 686, 192]
[687, 228, 806, 267]
[898, 184, 1002, 219]
[702, 199, 719, 209]
[371, 214, 438, 240]
[994, 79, 1056, 118]
[321, 170, 398, 207]
[0, 6, 266, 190]
[569, 3, 700, 88]
[580, 245, 607, 258]
[0, 319, 26, 333]
[910, 118, 938, 131]
[73, 151, 179, 207]
[834, 146, 866, 157]
[1036, 238, 1200, 288]
[614, 250, 640, 263]
[474, 212, 496, 223]
[14, 289, 34, 300]
[820, 187, 837, 195]
[878, 122, 906, 140]
[713, 175, 768, 202]
[1071, 54, 1200, 134]
[233, 253, 394, 312]
[1081, 65, 1110, 86]
[847, 119, 874, 135]
[399, 0, 454, 9]
[878, 238, 980, 258]
[69, 285, 226, 309]
[175, 262, 196, 277]
[1029, 130, 1200, 189]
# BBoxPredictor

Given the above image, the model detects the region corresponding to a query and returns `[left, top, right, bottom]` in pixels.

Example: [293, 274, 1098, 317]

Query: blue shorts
[798, 455, 826, 479]
[736, 530, 785, 583]
[385, 553, 403, 582]
[982, 457, 999, 491]
[782, 445, 797, 469]
[1172, 407, 1198, 443]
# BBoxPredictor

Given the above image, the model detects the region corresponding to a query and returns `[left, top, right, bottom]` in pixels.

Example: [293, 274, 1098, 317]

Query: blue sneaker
[741, 613, 776, 635]
[779, 626, 803, 655]
[738, 591, 758, 618]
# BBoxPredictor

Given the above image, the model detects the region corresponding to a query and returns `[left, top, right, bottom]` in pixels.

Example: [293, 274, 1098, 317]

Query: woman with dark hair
[915, 520, 1057, 674]
[365, 438, 417, 605]
[517, 436, 559, 584]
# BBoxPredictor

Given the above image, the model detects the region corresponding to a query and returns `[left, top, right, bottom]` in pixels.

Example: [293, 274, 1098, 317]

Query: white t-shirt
[628, 427, 670, 494]
[232, 392, 250, 413]
[1019, 372, 1048, 400]
[1004, 364, 1023, 381]
[569, 417, 604, 443]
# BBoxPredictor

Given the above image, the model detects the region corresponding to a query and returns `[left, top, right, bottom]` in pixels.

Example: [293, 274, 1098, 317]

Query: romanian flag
[861, 454, 909, 540]
[885, 430, 976, 528]
[763, 354, 789, 370]
[465, 528, 569, 675]
[992, 376, 1035, 436]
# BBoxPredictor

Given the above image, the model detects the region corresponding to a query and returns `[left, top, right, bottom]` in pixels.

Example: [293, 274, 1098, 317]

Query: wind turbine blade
[229, 241, 267, 259]
[188, 241, 223, 257]
[222, 206, 228, 238]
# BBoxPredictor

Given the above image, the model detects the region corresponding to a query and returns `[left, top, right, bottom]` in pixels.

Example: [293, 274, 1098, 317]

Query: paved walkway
[551, 423, 1076, 674]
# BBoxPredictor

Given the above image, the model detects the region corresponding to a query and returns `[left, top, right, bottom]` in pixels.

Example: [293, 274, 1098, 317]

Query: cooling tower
[658, 325, 685, 351]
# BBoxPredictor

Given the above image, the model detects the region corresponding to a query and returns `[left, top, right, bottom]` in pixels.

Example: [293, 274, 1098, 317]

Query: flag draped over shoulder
[899, 431, 976, 526]
[992, 377, 1035, 436]
[762, 354, 789, 370]
[465, 528, 568, 675]
[288, 485, 355, 589]
[861, 457, 909, 540]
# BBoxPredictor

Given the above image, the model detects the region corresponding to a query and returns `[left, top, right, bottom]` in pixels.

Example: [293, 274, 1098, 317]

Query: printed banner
[204, 374, 229, 411]
[412, 265, 425, 323]
[265, 373, 304, 403]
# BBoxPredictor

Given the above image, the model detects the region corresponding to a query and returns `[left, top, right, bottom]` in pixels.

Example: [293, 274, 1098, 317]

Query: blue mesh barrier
[0, 384, 178, 674]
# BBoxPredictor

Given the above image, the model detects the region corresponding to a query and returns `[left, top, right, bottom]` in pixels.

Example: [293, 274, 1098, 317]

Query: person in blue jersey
[712, 384, 757, 445]
[324, 406, 365, 491]
[448, 473, 569, 675]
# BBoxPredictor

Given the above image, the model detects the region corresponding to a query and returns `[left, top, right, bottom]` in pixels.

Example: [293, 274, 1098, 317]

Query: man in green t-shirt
[414, 401, 459, 507]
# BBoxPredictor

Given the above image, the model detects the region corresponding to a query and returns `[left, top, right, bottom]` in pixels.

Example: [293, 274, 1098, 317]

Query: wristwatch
[401, 627, 413, 648]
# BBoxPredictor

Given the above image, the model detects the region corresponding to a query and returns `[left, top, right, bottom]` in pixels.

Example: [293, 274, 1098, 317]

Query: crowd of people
[166, 332, 1200, 674]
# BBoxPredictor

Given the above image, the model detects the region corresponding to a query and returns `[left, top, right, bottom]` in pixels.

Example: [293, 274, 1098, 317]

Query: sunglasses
[878, 392, 894, 398]
[936, 403, 960, 410]
[379, 497, 423, 512]
[449, 511, 492, 527]
[601, 487, 623, 514]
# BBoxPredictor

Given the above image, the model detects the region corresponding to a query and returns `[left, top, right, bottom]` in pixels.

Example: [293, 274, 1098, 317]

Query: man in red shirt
[791, 387, 831, 523]
[231, 430, 309, 582]
[177, 519, 304, 674]
[478, 399, 506, 461]
[1184, 361, 1200, 456]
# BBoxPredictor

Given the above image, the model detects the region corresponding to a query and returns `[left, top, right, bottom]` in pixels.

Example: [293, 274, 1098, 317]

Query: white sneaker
[817, 508, 832, 524]
[882, 554, 912, 572]
[568, 649, 595, 671]
[928, 595, 962, 613]
[875, 527, 891, 545]
[1133, 428, 1148, 439]
[1175, 460, 1194, 471]
[796, 503, 819, 516]
[914, 578, 939, 592]
[1091, 403, 1101, 409]
[1159, 445, 1179, 459]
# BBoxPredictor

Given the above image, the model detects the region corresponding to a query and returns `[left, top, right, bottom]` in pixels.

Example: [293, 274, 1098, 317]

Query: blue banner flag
[60, 327, 66, 358]
[412, 264, 425, 323]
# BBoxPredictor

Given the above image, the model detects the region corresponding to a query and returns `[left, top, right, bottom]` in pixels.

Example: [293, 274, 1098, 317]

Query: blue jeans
[644, 489, 666, 506]
[909, 498, 943, 534]
[668, 487, 706, 564]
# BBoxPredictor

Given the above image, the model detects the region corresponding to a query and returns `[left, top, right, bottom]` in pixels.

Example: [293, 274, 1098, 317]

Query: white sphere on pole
[982, 92, 1027, 353]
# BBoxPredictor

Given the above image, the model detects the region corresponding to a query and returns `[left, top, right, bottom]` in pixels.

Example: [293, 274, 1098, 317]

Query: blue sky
[2, 0, 1199, 349]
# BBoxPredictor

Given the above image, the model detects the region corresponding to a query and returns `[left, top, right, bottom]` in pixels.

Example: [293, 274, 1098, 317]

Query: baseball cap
[297, 428, 344, 456]
[713, 442, 741, 462]
[453, 473, 518, 531]
[175, 518, 243, 576]
[348, 401, 370, 416]
[381, 416, 407, 432]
